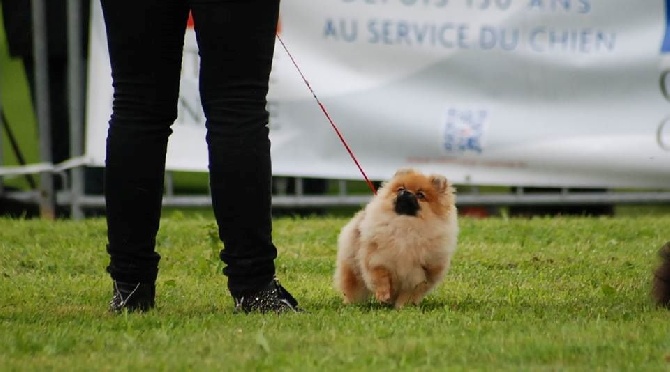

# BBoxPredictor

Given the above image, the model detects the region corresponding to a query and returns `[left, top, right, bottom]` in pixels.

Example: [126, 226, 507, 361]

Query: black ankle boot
[109, 281, 155, 313]
[233, 278, 301, 314]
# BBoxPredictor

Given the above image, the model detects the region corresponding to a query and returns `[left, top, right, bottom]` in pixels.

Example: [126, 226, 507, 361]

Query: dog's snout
[394, 189, 419, 216]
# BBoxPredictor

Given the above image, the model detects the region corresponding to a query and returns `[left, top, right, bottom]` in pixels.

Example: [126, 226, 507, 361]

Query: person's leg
[100, 0, 189, 311]
[47, 58, 69, 166]
[190, 0, 298, 312]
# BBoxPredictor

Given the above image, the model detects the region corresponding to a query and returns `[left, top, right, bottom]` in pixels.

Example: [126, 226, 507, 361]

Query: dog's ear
[393, 168, 416, 177]
[430, 174, 449, 193]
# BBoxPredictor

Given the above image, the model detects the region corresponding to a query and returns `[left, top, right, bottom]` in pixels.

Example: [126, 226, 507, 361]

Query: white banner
[86, 0, 670, 188]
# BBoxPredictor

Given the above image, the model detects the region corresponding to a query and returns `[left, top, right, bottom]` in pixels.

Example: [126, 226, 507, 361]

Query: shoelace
[111, 282, 141, 308]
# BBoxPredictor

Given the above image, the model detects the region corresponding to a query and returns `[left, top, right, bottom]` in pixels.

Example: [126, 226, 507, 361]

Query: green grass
[1, 214, 669, 370]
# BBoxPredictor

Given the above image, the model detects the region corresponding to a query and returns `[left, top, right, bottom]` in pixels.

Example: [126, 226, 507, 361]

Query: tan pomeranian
[334, 168, 458, 309]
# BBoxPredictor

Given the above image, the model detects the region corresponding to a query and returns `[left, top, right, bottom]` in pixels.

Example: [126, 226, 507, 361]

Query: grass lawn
[0, 214, 669, 370]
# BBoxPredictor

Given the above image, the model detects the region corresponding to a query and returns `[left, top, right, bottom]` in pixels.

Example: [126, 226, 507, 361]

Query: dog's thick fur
[652, 242, 670, 308]
[334, 169, 458, 308]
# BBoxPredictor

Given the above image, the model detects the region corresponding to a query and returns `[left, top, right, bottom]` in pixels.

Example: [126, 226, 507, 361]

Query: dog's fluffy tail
[652, 242, 670, 308]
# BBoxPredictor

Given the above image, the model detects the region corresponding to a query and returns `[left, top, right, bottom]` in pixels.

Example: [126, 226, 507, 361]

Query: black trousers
[100, 0, 280, 296]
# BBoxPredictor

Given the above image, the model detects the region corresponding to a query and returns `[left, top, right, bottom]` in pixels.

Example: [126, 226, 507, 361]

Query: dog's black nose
[394, 190, 419, 216]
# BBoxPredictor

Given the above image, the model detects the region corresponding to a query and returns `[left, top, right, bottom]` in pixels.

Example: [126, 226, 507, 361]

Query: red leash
[276, 35, 377, 195]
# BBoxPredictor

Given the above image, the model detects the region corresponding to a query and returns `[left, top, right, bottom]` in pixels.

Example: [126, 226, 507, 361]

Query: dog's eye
[397, 187, 405, 193]
[416, 191, 426, 200]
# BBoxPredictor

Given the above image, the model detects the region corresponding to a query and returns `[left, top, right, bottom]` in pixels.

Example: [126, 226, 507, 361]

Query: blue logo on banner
[443, 108, 486, 154]
[663, 0, 670, 52]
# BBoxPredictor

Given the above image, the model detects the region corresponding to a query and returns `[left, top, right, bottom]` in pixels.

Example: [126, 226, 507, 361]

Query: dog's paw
[375, 288, 392, 303]
[409, 281, 429, 305]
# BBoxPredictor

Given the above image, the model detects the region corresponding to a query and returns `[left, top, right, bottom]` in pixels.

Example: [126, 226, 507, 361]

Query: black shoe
[109, 281, 155, 313]
[233, 278, 301, 314]
[652, 242, 670, 308]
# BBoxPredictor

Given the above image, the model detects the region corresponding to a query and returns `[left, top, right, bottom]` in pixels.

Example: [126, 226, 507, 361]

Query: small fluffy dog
[334, 168, 458, 308]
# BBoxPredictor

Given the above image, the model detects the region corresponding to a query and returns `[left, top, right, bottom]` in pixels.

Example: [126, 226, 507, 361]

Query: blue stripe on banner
[663, 0, 670, 52]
